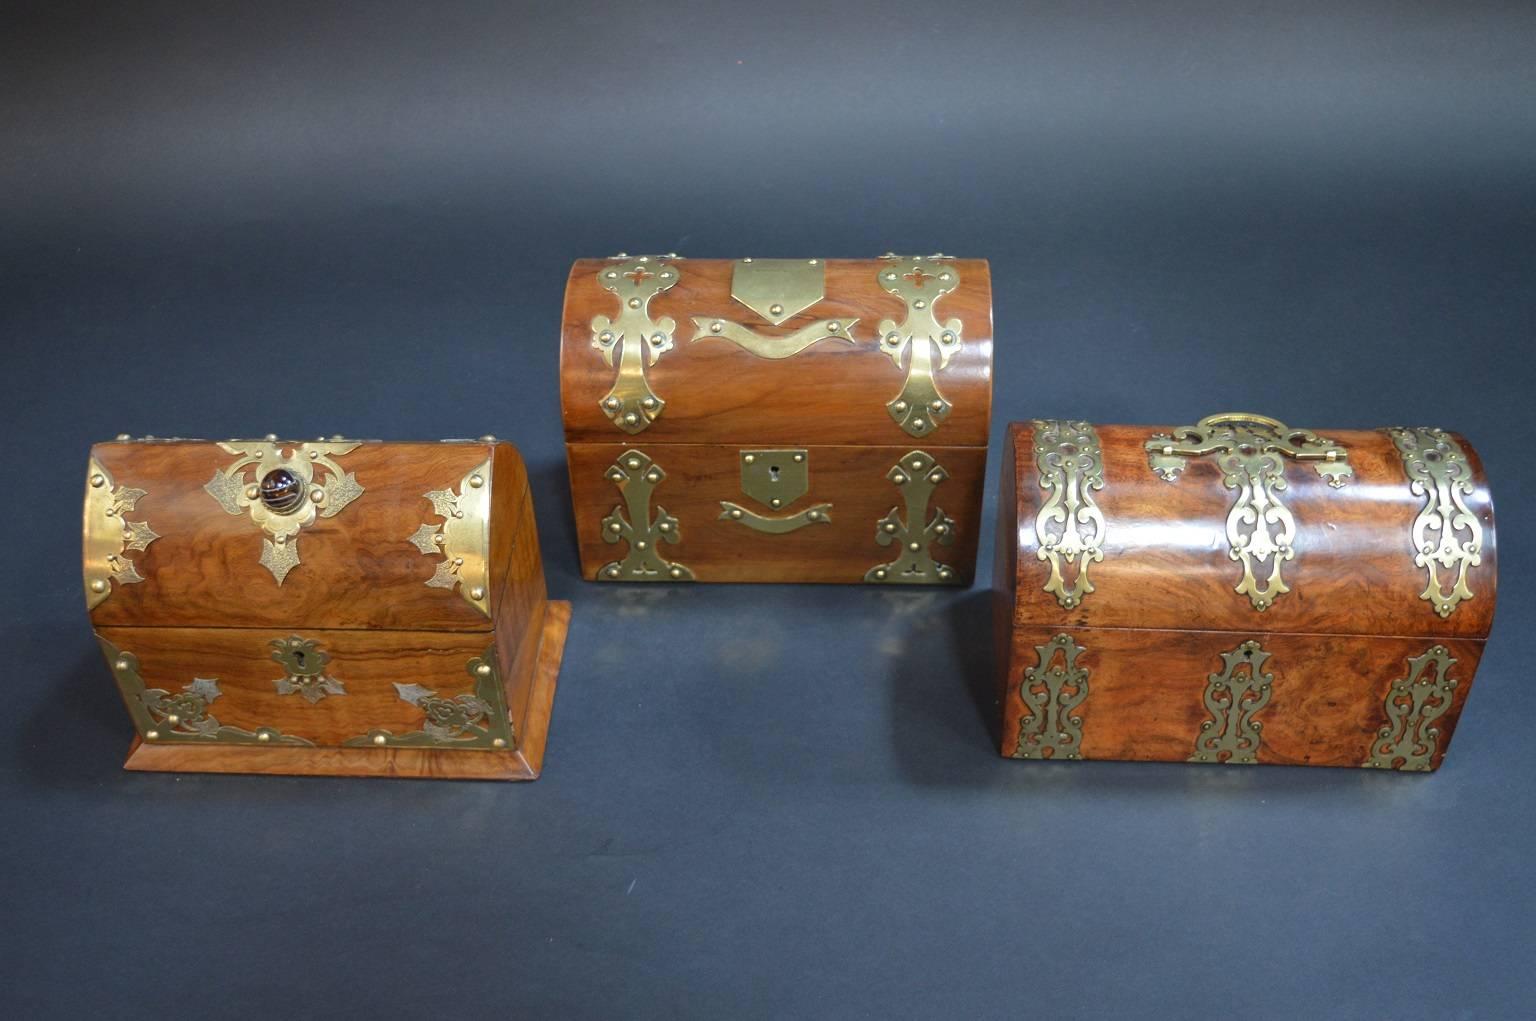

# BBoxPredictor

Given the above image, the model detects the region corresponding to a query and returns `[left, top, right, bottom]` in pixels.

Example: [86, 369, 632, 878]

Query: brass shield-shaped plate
[740, 450, 810, 508]
[731, 259, 825, 325]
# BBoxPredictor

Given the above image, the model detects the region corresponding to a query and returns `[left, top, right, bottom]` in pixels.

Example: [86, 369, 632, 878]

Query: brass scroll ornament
[690, 258, 856, 360]
[1363, 645, 1459, 771]
[598, 450, 694, 581]
[1014, 634, 1090, 760]
[591, 255, 681, 434]
[347, 648, 515, 751]
[204, 438, 365, 584]
[876, 254, 962, 438]
[1033, 421, 1106, 609]
[269, 635, 346, 704]
[408, 458, 493, 617]
[101, 637, 314, 747]
[1387, 427, 1483, 618]
[1190, 640, 1274, 765]
[865, 451, 958, 584]
[83, 458, 161, 610]
[719, 449, 832, 534]
[1147, 413, 1352, 611]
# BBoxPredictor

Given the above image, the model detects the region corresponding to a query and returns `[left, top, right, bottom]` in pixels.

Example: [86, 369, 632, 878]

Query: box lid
[84, 438, 529, 632]
[560, 256, 993, 447]
[1000, 418, 1498, 640]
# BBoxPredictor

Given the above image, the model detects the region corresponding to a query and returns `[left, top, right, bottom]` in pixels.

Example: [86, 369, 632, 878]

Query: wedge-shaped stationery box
[83, 437, 569, 780]
[995, 415, 1497, 770]
[560, 255, 994, 583]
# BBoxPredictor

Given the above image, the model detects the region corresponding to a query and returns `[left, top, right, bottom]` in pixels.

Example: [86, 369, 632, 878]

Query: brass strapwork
[1387, 427, 1483, 618]
[598, 450, 694, 581]
[1189, 640, 1274, 764]
[864, 450, 958, 584]
[1014, 634, 1091, 760]
[1363, 645, 1459, 771]
[591, 256, 681, 434]
[1146, 413, 1352, 612]
[1033, 420, 1106, 609]
[875, 255, 963, 438]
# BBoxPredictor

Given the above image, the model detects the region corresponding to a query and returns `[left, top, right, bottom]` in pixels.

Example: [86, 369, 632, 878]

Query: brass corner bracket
[408, 458, 493, 617]
[83, 457, 161, 609]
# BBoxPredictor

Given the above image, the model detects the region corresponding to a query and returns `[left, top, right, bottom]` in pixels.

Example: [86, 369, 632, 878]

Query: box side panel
[489, 456, 550, 744]
[87, 440, 496, 631]
[1010, 423, 1497, 640]
[1001, 625, 1484, 770]
[560, 258, 993, 447]
[96, 625, 507, 751]
[993, 426, 1025, 717]
[567, 442, 986, 584]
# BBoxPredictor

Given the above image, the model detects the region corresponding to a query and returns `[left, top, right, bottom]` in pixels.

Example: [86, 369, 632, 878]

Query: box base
[122, 600, 571, 781]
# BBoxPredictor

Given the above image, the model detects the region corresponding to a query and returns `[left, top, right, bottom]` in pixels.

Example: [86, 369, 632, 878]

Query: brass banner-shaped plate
[1033, 420, 1106, 609]
[100, 637, 314, 747]
[690, 316, 856, 359]
[346, 647, 516, 751]
[1190, 640, 1274, 764]
[407, 458, 493, 617]
[1387, 427, 1483, 618]
[864, 451, 958, 584]
[83, 457, 161, 609]
[1146, 413, 1352, 611]
[719, 449, 832, 534]
[1014, 634, 1090, 760]
[204, 439, 365, 584]
[269, 635, 346, 704]
[591, 255, 681, 434]
[598, 450, 694, 581]
[730, 258, 825, 325]
[1364, 645, 1459, 771]
[876, 254, 962, 437]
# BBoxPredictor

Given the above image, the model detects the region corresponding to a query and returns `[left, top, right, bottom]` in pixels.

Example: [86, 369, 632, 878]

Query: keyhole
[769, 465, 781, 481]
[294, 651, 306, 666]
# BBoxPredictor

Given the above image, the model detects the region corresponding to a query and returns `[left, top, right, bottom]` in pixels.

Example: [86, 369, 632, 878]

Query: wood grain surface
[567, 442, 987, 583]
[560, 258, 993, 447]
[86, 439, 530, 632]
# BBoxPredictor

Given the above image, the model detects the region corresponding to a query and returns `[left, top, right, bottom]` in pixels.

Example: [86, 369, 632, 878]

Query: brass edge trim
[864, 450, 958, 584]
[408, 457, 493, 617]
[598, 450, 694, 581]
[100, 635, 315, 747]
[1032, 420, 1106, 609]
[203, 439, 366, 585]
[875, 254, 962, 437]
[591, 256, 681, 433]
[1146, 413, 1352, 611]
[84, 457, 161, 610]
[1363, 644, 1459, 771]
[1386, 427, 1483, 618]
[1013, 633, 1090, 760]
[1189, 639, 1274, 764]
[345, 646, 516, 750]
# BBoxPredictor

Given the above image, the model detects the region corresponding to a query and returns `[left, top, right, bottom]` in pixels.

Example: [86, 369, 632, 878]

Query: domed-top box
[83, 436, 570, 780]
[560, 254, 994, 584]
[994, 414, 1497, 770]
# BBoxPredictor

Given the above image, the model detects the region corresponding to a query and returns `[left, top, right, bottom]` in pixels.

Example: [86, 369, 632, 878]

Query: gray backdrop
[4, 1, 1533, 1017]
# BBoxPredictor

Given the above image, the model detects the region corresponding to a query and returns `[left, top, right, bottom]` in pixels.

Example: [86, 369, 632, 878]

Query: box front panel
[1001, 626, 1484, 770]
[96, 626, 521, 753]
[568, 442, 986, 584]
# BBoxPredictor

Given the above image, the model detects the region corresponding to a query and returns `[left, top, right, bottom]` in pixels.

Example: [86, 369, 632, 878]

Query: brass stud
[609, 522, 622, 533]
[731, 509, 743, 519]
[743, 454, 755, 464]
[244, 484, 260, 500]
[894, 400, 908, 412]
[115, 433, 131, 441]
[470, 586, 486, 601]
[145, 730, 159, 740]
[710, 321, 723, 333]
[769, 303, 784, 316]
[624, 412, 638, 425]
[793, 453, 804, 462]
[913, 419, 926, 430]
[636, 541, 648, 550]
[874, 568, 888, 579]
[480, 435, 496, 442]
[669, 567, 683, 578]
[626, 457, 641, 469]
[930, 401, 943, 412]
[883, 522, 898, 533]
[627, 298, 641, 309]
[90, 579, 107, 593]
[492, 737, 507, 748]
[89, 473, 106, 488]
[476, 663, 493, 677]
[257, 731, 271, 742]
[309, 488, 325, 503]
[453, 557, 464, 566]
[373, 734, 387, 746]
[607, 566, 621, 578]
[641, 398, 657, 410]
[264, 433, 278, 441]
[115, 657, 130, 671]
[770, 498, 782, 508]
[658, 522, 671, 531]
[828, 322, 840, 332]
[914, 299, 927, 309]
[166, 714, 180, 725]
[908, 541, 921, 552]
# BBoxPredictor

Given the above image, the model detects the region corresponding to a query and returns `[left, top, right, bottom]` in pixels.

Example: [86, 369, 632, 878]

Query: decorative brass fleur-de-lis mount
[1033, 420, 1107, 609]
[591, 254, 682, 434]
[345, 647, 515, 750]
[1014, 633, 1091, 760]
[1190, 640, 1275, 765]
[203, 437, 366, 584]
[269, 635, 346, 704]
[598, 450, 694, 581]
[407, 458, 493, 616]
[864, 450, 958, 584]
[1387, 427, 1483, 618]
[875, 254, 962, 437]
[83, 457, 161, 609]
[1146, 413, 1352, 611]
[1364, 645, 1459, 771]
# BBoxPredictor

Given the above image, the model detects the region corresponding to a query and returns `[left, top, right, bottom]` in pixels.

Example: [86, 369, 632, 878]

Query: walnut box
[83, 437, 570, 780]
[995, 415, 1497, 770]
[560, 255, 993, 584]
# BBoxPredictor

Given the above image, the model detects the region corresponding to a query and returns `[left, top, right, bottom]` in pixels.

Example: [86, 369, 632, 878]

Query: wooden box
[83, 437, 570, 780]
[995, 414, 1498, 770]
[560, 255, 993, 583]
